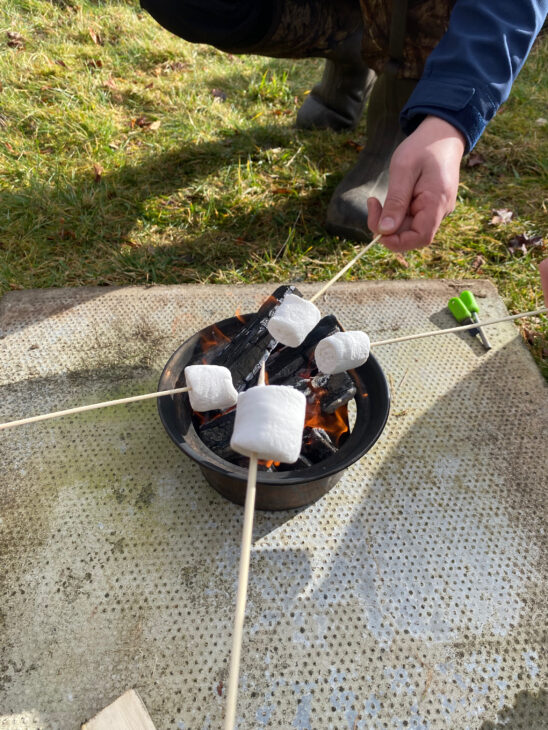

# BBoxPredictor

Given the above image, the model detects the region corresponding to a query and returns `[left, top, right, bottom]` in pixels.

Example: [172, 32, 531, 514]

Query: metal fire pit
[157, 314, 390, 510]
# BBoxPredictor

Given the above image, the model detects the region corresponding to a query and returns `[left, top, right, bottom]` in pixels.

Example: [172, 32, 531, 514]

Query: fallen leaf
[211, 88, 227, 102]
[86, 58, 103, 69]
[54, 59, 67, 68]
[88, 27, 103, 45]
[490, 208, 513, 225]
[5, 142, 15, 153]
[346, 140, 364, 152]
[148, 120, 161, 131]
[535, 117, 547, 127]
[272, 188, 294, 195]
[104, 77, 117, 89]
[57, 229, 77, 241]
[466, 151, 485, 167]
[134, 116, 150, 128]
[520, 325, 536, 346]
[471, 254, 485, 272]
[394, 253, 409, 268]
[508, 233, 544, 256]
[7, 31, 25, 49]
[108, 141, 119, 150]
[93, 163, 103, 182]
[153, 60, 190, 75]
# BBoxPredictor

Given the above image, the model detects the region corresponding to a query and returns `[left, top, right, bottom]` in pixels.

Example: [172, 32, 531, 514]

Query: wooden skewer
[1, 308, 545, 434]
[309, 234, 381, 303]
[224, 362, 265, 730]
[0, 386, 190, 432]
[370, 306, 547, 348]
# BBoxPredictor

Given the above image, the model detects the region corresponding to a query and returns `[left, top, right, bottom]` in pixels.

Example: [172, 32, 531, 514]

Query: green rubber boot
[325, 72, 417, 240]
[296, 33, 376, 132]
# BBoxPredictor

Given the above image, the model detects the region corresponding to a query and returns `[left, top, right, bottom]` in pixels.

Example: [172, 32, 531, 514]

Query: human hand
[540, 258, 548, 307]
[368, 115, 466, 251]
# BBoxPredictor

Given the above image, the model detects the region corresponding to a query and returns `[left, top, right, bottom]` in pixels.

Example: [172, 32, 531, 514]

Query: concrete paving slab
[0, 281, 546, 730]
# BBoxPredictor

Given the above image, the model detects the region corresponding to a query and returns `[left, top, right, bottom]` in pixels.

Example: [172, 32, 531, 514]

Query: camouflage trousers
[360, 0, 455, 78]
[241, 0, 455, 79]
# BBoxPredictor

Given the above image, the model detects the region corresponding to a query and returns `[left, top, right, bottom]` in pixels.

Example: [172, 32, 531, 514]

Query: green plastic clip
[448, 297, 471, 324]
[460, 290, 479, 314]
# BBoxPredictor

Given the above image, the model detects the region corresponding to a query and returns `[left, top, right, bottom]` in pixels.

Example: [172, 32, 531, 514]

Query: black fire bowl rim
[157, 314, 391, 486]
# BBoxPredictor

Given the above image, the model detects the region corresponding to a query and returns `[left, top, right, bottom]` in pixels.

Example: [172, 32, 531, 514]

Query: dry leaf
[346, 140, 364, 152]
[54, 59, 67, 68]
[104, 77, 117, 89]
[466, 151, 485, 167]
[7, 31, 25, 49]
[5, 142, 15, 153]
[211, 88, 227, 102]
[472, 254, 485, 272]
[394, 253, 409, 268]
[148, 120, 161, 131]
[272, 188, 294, 195]
[88, 27, 103, 45]
[86, 58, 103, 69]
[508, 233, 544, 256]
[134, 116, 149, 128]
[535, 117, 547, 127]
[93, 163, 103, 182]
[490, 208, 513, 225]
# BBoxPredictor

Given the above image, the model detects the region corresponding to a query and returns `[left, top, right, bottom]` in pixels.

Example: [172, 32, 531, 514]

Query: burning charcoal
[301, 427, 339, 462]
[312, 372, 357, 414]
[209, 285, 300, 390]
[197, 410, 237, 461]
[266, 315, 344, 386]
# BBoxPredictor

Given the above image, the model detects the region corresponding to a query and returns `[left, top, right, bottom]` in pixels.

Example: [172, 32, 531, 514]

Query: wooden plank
[82, 690, 157, 730]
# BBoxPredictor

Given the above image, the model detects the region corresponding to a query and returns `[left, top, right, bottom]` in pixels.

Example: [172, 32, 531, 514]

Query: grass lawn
[1, 0, 546, 375]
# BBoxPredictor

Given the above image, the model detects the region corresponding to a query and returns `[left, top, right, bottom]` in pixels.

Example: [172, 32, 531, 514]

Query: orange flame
[235, 307, 245, 324]
[304, 399, 349, 446]
[259, 459, 281, 468]
[200, 324, 230, 355]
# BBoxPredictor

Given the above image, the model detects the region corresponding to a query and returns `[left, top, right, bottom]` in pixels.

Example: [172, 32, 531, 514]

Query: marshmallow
[267, 293, 321, 348]
[230, 385, 306, 463]
[184, 364, 238, 412]
[315, 331, 370, 374]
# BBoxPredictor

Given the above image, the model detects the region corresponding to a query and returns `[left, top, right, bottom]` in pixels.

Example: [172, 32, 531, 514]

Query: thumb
[378, 166, 417, 235]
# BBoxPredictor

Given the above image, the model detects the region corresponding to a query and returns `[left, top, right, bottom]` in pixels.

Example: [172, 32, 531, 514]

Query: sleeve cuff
[400, 79, 499, 153]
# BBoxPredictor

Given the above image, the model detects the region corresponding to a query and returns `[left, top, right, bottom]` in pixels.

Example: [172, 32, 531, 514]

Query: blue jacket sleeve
[400, 0, 548, 152]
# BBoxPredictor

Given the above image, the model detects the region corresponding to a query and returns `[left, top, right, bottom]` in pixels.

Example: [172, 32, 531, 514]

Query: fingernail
[379, 216, 394, 232]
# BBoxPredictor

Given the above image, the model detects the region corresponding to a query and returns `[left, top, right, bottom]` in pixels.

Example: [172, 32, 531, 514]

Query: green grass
[1, 0, 546, 375]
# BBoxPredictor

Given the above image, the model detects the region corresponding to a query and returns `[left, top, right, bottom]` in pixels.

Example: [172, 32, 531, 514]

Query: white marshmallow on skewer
[267, 293, 321, 348]
[315, 331, 371, 374]
[230, 385, 306, 463]
[184, 364, 238, 412]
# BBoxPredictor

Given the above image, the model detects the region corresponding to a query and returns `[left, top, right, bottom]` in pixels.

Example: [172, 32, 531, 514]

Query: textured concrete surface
[0, 281, 546, 730]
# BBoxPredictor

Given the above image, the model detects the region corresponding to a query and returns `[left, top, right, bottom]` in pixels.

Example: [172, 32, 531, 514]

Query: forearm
[400, 0, 548, 152]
